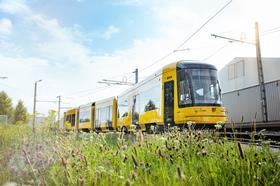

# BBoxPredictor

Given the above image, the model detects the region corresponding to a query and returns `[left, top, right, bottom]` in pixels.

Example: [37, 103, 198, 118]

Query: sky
[0, 0, 280, 116]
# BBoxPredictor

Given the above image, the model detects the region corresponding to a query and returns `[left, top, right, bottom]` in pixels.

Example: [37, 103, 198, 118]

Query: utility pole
[57, 96, 61, 125]
[255, 22, 268, 122]
[211, 22, 268, 122]
[32, 79, 42, 132]
[133, 68, 138, 84]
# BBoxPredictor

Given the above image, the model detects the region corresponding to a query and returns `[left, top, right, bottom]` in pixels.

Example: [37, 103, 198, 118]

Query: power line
[105, 71, 133, 80]
[36, 100, 58, 103]
[262, 29, 280, 36]
[138, 0, 233, 73]
[202, 43, 229, 61]
[140, 51, 174, 72]
[261, 26, 280, 34]
[63, 85, 108, 98]
[175, 0, 233, 50]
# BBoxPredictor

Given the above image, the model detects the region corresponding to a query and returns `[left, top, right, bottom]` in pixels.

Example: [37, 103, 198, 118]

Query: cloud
[0, 0, 95, 67]
[102, 25, 120, 40]
[111, 0, 143, 6]
[1, 0, 280, 115]
[0, 0, 30, 14]
[0, 18, 12, 35]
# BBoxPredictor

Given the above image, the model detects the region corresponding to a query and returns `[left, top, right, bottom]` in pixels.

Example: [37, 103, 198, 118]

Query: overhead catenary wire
[175, 0, 233, 50]
[261, 29, 280, 36]
[202, 43, 229, 61]
[261, 26, 280, 34]
[139, 0, 233, 73]
[62, 0, 234, 105]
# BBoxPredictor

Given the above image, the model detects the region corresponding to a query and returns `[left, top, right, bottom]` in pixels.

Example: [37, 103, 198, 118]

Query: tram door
[164, 81, 174, 125]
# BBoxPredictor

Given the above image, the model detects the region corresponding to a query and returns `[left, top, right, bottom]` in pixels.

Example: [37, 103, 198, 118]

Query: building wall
[265, 80, 280, 121]
[222, 80, 280, 123]
[222, 85, 262, 123]
[219, 57, 280, 93]
[219, 57, 280, 123]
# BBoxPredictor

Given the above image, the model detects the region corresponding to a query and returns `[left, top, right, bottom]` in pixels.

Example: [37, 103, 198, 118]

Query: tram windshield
[177, 68, 222, 107]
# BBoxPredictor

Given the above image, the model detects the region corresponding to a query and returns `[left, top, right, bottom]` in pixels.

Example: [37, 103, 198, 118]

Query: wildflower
[10, 165, 18, 173]
[214, 124, 222, 130]
[131, 170, 137, 180]
[187, 121, 193, 128]
[105, 161, 110, 167]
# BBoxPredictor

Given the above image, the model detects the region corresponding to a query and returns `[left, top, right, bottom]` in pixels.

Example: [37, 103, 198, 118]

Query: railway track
[220, 131, 280, 149]
[220, 121, 280, 148]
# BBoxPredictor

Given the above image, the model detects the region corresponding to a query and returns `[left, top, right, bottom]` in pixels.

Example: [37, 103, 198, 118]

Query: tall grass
[0, 125, 279, 185]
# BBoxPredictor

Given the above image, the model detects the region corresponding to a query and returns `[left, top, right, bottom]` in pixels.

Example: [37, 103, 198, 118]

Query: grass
[0, 125, 279, 185]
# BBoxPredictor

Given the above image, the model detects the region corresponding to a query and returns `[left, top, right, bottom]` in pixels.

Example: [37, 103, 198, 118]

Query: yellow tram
[64, 60, 227, 132]
[63, 108, 78, 130]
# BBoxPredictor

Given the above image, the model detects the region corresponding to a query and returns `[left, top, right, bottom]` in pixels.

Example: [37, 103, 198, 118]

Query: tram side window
[177, 69, 192, 107]
[118, 99, 129, 118]
[132, 95, 140, 122]
[140, 85, 161, 113]
[79, 109, 90, 123]
[71, 114, 75, 126]
[108, 106, 112, 127]
[96, 106, 113, 127]
[96, 109, 101, 128]
[100, 107, 108, 123]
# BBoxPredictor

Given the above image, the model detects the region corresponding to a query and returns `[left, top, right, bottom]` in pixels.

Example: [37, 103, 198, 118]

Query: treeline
[0, 91, 28, 124]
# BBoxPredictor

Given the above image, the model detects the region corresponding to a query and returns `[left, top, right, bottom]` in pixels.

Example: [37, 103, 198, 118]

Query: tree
[0, 91, 13, 121]
[144, 100, 156, 112]
[13, 100, 28, 124]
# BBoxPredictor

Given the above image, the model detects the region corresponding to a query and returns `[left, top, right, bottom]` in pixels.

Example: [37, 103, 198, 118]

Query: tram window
[196, 88, 204, 96]
[96, 105, 113, 127]
[140, 85, 161, 113]
[108, 106, 112, 121]
[79, 108, 90, 123]
[71, 114, 75, 126]
[132, 95, 140, 123]
[190, 69, 222, 105]
[177, 69, 192, 107]
[118, 99, 129, 118]
[96, 109, 100, 128]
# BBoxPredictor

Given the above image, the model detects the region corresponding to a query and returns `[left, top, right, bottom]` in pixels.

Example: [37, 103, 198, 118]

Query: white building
[218, 57, 280, 123]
